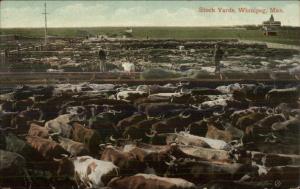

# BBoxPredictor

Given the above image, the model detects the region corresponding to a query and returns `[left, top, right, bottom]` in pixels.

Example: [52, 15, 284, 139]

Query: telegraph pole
[42, 1, 48, 46]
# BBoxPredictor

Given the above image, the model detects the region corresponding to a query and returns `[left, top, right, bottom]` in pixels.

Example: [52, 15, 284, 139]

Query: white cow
[179, 132, 231, 151]
[116, 90, 147, 102]
[73, 156, 119, 188]
[45, 114, 78, 137]
[201, 99, 228, 108]
[56, 156, 119, 188]
[122, 62, 135, 72]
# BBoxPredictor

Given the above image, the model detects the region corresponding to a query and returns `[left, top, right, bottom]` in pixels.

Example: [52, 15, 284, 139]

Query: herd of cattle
[0, 82, 300, 189]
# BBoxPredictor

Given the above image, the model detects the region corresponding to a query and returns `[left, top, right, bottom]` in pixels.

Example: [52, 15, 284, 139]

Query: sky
[0, 1, 299, 28]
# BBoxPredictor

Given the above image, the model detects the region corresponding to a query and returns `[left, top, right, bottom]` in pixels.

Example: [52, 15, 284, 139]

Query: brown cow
[28, 123, 49, 138]
[71, 122, 102, 155]
[107, 174, 196, 189]
[235, 112, 266, 131]
[205, 123, 243, 143]
[263, 166, 300, 188]
[116, 113, 147, 133]
[57, 136, 89, 157]
[26, 136, 69, 160]
[100, 146, 145, 176]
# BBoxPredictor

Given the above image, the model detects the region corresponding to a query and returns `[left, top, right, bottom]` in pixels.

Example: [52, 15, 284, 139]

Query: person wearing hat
[98, 48, 107, 72]
[213, 43, 224, 80]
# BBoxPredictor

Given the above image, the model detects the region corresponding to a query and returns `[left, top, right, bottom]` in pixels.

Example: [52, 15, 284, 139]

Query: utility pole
[42, 1, 48, 46]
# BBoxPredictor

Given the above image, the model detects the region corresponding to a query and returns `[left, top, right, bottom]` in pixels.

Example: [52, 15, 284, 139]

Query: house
[262, 15, 281, 36]
[262, 15, 281, 27]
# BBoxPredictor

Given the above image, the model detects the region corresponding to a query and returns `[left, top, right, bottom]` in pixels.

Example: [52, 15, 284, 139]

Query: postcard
[0, 1, 299, 189]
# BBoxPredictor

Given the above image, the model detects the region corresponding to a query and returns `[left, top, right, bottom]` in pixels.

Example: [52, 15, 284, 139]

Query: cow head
[54, 155, 75, 180]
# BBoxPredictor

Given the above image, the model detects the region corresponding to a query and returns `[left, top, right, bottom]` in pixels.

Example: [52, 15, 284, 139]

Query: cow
[0, 132, 43, 163]
[100, 146, 146, 176]
[188, 120, 209, 136]
[137, 143, 203, 175]
[190, 88, 223, 96]
[263, 166, 300, 188]
[235, 112, 266, 131]
[170, 93, 208, 104]
[107, 174, 196, 189]
[201, 99, 228, 109]
[201, 180, 270, 189]
[175, 132, 231, 151]
[216, 83, 243, 94]
[136, 84, 178, 94]
[242, 142, 300, 155]
[0, 100, 13, 112]
[13, 98, 34, 112]
[266, 88, 300, 105]
[151, 111, 201, 134]
[271, 116, 300, 143]
[26, 136, 70, 161]
[133, 96, 169, 108]
[88, 111, 122, 141]
[57, 136, 89, 157]
[33, 93, 73, 120]
[0, 150, 31, 188]
[28, 123, 50, 138]
[230, 107, 267, 126]
[179, 145, 232, 163]
[116, 113, 147, 133]
[163, 132, 210, 148]
[55, 156, 119, 188]
[13, 87, 34, 100]
[244, 114, 285, 141]
[11, 108, 43, 134]
[205, 122, 243, 143]
[238, 84, 272, 103]
[71, 122, 102, 155]
[143, 102, 188, 117]
[116, 90, 148, 102]
[0, 111, 18, 130]
[165, 158, 254, 185]
[45, 114, 79, 138]
[122, 117, 160, 142]
[249, 151, 300, 167]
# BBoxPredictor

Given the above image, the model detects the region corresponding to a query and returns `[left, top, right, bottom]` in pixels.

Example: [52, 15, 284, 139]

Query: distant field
[1, 26, 300, 46]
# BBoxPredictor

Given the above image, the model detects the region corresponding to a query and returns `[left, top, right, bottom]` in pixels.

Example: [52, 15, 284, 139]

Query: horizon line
[1, 25, 299, 29]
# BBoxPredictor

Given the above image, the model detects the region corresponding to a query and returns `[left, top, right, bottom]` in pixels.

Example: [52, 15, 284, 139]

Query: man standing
[213, 43, 224, 80]
[98, 48, 107, 72]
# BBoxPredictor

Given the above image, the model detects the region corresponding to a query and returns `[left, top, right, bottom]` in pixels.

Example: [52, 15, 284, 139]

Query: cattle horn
[0, 125, 18, 131]
[203, 117, 210, 122]
[145, 130, 156, 138]
[165, 161, 171, 166]
[169, 155, 176, 160]
[110, 135, 117, 142]
[179, 112, 191, 119]
[191, 105, 199, 110]
[61, 154, 69, 158]
[184, 127, 190, 133]
[134, 138, 142, 143]
[53, 157, 61, 162]
[213, 110, 225, 116]
[174, 128, 178, 134]
[49, 131, 60, 136]
[266, 108, 274, 115]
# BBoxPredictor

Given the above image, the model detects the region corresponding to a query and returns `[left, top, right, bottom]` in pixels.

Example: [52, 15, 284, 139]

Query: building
[262, 15, 281, 27]
[262, 15, 281, 36]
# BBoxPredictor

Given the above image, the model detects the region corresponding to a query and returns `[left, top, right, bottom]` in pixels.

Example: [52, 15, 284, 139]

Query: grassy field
[1, 26, 300, 46]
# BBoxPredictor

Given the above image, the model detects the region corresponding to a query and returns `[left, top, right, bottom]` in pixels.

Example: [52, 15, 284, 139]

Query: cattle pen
[0, 71, 299, 86]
